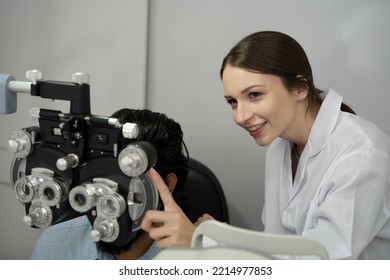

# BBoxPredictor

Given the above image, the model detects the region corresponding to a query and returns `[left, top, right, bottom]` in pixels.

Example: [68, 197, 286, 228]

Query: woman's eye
[249, 91, 262, 98]
[226, 99, 237, 108]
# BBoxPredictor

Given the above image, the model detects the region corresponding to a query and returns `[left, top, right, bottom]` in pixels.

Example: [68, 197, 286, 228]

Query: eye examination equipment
[0, 70, 158, 247]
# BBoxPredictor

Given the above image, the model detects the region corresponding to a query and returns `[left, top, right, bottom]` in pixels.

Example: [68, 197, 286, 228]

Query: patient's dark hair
[97, 108, 189, 256]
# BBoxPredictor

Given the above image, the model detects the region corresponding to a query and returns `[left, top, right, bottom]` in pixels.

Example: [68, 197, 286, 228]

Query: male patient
[31, 108, 189, 260]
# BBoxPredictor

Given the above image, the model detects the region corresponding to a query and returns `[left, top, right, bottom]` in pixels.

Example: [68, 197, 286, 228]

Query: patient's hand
[141, 168, 195, 248]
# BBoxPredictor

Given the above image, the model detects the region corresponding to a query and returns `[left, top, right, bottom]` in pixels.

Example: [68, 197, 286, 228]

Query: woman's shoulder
[336, 112, 390, 154]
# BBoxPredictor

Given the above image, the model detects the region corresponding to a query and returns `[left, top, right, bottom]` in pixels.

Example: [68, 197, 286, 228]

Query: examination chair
[181, 158, 230, 224]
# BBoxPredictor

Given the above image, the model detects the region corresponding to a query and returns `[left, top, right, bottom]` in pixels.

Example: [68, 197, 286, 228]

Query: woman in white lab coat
[141, 31, 390, 259]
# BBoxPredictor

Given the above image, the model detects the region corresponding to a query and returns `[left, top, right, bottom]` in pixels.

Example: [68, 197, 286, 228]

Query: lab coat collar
[292, 89, 342, 192]
[306, 89, 343, 158]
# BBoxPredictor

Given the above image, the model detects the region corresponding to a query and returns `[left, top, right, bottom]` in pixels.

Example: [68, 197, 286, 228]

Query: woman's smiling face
[222, 65, 303, 146]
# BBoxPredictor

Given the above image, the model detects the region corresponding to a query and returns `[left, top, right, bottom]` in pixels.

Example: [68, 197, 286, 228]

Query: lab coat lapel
[290, 90, 343, 200]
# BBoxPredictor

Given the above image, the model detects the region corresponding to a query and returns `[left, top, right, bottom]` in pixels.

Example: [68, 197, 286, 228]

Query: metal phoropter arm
[0, 70, 91, 115]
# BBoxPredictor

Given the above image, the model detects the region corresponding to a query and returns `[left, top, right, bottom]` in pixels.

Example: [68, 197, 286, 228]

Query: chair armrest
[191, 220, 329, 259]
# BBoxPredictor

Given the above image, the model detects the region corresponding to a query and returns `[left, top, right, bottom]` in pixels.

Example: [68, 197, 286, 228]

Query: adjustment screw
[26, 70, 43, 84]
[72, 72, 90, 84]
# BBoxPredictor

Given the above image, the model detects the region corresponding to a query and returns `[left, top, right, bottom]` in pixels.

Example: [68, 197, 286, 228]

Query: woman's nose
[234, 103, 253, 126]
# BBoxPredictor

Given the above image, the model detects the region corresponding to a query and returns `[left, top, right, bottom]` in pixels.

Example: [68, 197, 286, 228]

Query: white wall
[0, 0, 149, 259]
[147, 0, 390, 232]
[1, 0, 389, 259]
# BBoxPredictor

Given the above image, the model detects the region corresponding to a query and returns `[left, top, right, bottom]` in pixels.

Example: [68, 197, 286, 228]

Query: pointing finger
[148, 167, 179, 211]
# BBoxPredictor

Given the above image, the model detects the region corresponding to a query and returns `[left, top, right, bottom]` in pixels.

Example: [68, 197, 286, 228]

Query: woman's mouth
[245, 122, 267, 137]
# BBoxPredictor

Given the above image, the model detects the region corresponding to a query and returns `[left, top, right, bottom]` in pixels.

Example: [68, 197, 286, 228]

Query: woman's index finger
[148, 168, 178, 210]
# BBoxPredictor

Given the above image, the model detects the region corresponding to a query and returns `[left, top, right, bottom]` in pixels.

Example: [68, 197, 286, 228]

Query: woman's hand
[194, 213, 215, 226]
[141, 168, 195, 248]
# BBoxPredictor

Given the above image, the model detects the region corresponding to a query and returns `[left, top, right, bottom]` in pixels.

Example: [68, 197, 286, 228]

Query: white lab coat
[262, 89, 390, 259]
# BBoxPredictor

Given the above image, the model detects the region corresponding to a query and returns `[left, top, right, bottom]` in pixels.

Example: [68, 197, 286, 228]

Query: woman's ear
[297, 90, 308, 101]
[295, 75, 309, 101]
[164, 173, 177, 193]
